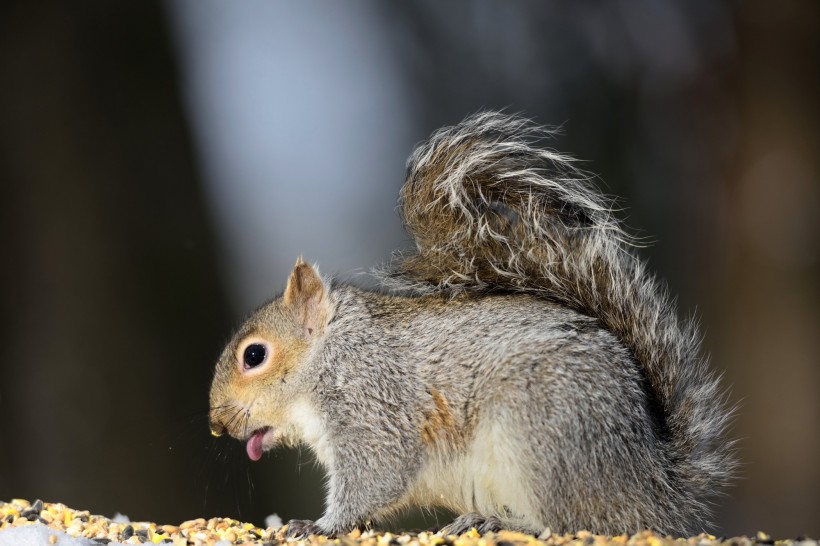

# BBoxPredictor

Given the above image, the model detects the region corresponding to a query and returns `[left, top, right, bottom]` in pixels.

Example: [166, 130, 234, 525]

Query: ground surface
[0, 499, 815, 546]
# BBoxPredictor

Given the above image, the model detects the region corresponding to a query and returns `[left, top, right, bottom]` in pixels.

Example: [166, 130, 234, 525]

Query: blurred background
[1, 0, 818, 538]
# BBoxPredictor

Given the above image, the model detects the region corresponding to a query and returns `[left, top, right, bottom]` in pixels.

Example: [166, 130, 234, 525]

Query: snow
[0, 524, 128, 546]
[111, 513, 131, 524]
[265, 513, 283, 530]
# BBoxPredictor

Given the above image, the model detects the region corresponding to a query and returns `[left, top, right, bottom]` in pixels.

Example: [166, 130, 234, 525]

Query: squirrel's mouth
[246, 427, 274, 461]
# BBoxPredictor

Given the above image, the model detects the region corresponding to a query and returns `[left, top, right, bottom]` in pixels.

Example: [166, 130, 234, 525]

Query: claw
[285, 519, 325, 540]
[440, 513, 503, 536]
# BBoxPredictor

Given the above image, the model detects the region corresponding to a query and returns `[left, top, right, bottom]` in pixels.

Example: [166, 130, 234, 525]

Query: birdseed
[0, 499, 815, 546]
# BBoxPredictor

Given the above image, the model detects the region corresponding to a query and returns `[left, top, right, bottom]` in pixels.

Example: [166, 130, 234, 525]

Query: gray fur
[209, 112, 735, 537]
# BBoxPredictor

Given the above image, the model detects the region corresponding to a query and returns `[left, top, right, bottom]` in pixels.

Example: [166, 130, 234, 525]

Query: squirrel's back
[379, 112, 736, 533]
[342, 287, 684, 533]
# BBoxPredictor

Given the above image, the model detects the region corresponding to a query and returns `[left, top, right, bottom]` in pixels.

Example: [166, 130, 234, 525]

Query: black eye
[243, 343, 267, 369]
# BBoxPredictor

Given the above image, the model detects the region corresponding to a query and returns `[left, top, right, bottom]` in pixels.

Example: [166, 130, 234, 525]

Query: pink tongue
[246, 430, 266, 461]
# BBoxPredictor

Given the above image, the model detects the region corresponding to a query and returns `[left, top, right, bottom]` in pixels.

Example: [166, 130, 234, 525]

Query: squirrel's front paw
[285, 519, 327, 540]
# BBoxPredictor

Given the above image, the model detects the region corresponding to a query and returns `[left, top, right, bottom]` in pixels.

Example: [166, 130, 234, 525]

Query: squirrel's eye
[243, 343, 267, 369]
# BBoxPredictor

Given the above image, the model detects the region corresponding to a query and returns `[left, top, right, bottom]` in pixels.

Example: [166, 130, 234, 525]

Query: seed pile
[1, 499, 816, 546]
[0, 499, 270, 545]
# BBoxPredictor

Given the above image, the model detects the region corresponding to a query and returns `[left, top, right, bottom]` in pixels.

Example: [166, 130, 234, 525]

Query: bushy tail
[382, 111, 735, 523]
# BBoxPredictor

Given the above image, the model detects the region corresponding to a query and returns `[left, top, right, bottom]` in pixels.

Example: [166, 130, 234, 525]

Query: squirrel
[208, 112, 735, 538]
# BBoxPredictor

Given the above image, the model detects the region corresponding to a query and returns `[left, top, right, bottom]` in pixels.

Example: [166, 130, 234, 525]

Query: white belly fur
[287, 398, 334, 467]
[407, 411, 539, 527]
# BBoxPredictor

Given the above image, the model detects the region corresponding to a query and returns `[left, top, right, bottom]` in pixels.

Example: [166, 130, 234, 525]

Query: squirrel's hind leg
[439, 513, 539, 536]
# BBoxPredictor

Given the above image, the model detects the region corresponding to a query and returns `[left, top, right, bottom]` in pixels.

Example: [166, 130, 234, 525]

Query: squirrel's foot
[285, 519, 326, 540]
[440, 513, 504, 535]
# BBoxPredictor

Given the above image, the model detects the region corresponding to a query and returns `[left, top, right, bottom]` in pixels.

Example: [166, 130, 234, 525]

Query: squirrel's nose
[209, 418, 225, 438]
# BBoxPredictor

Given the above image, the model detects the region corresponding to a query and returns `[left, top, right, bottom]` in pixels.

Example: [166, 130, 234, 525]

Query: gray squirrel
[208, 112, 735, 537]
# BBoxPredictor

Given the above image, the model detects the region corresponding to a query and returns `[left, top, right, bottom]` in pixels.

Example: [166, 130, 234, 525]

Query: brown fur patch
[421, 389, 462, 448]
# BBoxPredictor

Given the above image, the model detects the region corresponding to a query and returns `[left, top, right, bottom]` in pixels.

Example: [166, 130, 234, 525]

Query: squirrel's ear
[283, 257, 330, 338]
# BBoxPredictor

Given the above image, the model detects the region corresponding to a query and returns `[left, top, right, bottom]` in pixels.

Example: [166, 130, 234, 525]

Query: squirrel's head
[208, 258, 332, 461]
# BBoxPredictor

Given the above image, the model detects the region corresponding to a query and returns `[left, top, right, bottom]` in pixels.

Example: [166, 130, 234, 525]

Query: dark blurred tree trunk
[714, 1, 820, 537]
[0, 1, 254, 523]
